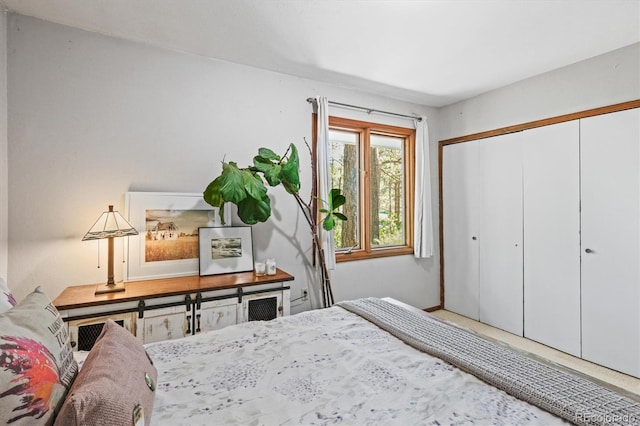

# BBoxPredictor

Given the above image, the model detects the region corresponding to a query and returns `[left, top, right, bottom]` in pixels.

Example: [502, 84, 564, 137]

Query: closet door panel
[522, 121, 581, 356]
[581, 109, 640, 377]
[478, 132, 523, 335]
[442, 142, 480, 320]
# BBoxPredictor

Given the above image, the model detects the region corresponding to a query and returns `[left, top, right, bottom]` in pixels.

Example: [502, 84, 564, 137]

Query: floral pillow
[0, 287, 78, 425]
[0, 277, 17, 313]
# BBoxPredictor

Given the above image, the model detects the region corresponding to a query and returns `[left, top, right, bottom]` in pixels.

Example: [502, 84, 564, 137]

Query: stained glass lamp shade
[82, 205, 138, 294]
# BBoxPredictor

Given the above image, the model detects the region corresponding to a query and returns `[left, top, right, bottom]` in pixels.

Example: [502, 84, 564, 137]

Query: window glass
[370, 134, 405, 247]
[328, 129, 360, 251]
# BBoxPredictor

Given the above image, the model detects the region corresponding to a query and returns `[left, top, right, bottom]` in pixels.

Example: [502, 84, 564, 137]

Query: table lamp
[82, 205, 139, 295]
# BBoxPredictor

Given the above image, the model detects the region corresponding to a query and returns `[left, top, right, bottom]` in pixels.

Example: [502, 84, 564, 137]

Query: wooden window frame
[314, 115, 416, 262]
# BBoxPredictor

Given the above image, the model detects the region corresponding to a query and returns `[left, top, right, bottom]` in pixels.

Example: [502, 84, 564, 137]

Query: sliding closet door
[478, 132, 523, 335]
[581, 108, 640, 377]
[522, 121, 581, 356]
[442, 142, 480, 320]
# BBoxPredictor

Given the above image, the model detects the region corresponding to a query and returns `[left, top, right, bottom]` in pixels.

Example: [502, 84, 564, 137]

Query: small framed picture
[198, 226, 254, 276]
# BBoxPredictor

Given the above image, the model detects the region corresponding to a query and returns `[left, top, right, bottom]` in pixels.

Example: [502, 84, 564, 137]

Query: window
[318, 116, 415, 261]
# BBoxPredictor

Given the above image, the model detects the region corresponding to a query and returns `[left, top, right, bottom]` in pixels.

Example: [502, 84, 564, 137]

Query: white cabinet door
[241, 291, 284, 322]
[138, 305, 190, 344]
[522, 121, 581, 356]
[478, 132, 524, 336]
[67, 312, 135, 351]
[581, 109, 640, 377]
[198, 298, 240, 333]
[442, 142, 480, 320]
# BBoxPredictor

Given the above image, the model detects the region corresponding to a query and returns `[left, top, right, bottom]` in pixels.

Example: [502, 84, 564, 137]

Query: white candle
[266, 258, 276, 275]
[254, 261, 266, 276]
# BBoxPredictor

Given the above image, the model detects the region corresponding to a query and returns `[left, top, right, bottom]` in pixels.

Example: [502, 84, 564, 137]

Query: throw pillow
[0, 286, 78, 425]
[54, 319, 157, 426]
[0, 277, 17, 313]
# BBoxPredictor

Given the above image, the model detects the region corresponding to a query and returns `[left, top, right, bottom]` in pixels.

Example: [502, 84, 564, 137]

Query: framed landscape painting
[125, 192, 232, 281]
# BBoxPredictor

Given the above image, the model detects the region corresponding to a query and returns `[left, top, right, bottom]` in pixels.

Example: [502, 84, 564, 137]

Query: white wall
[0, 12, 7, 282]
[438, 43, 640, 140]
[6, 15, 439, 310]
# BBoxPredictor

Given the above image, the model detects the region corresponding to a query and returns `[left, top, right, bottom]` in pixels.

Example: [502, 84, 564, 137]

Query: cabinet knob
[471, 236, 477, 241]
[585, 248, 594, 254]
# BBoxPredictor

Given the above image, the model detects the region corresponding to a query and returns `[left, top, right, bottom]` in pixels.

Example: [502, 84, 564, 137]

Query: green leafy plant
[203, 143, 346, 307]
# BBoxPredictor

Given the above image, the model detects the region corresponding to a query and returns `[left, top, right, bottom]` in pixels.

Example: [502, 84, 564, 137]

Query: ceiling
[2, 0, 639, 107]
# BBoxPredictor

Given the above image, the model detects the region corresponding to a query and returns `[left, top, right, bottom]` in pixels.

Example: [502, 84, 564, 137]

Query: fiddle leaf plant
[203, 143, 346, 307]
[319, 188, 347, 231]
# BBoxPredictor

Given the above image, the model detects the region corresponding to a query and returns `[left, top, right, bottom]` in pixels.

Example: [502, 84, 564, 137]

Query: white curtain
[315, 96, 336, 270]
[413, 116, 434, 258]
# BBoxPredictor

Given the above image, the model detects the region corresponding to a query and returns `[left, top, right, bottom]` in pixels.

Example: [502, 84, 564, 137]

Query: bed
[1, 286, 639, 425]
[144, 297, 640, 425]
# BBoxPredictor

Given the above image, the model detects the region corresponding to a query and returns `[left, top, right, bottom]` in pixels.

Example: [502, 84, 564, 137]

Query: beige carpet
[430, 309, 640, 398]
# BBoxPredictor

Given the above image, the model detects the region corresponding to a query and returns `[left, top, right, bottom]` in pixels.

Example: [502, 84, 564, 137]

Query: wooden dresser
[53, 269, 293, 350]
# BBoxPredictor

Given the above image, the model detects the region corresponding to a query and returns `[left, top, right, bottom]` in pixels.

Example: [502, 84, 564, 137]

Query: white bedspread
[145, 306, 565, 425]
[146, 307, 563, 425]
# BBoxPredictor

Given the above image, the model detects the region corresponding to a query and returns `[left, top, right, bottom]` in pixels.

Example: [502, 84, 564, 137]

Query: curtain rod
[306, 97, 422, 122]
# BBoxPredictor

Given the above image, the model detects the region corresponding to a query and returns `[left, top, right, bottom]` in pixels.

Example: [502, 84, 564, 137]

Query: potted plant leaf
[203, 143, 346, 308]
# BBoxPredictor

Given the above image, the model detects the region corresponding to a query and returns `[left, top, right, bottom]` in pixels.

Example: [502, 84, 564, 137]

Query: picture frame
[125, 192, 232, 281]
[199, 226, 254, 276]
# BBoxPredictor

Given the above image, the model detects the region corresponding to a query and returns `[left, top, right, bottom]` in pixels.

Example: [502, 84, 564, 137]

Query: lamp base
[95, 281, 126, 295]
